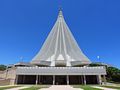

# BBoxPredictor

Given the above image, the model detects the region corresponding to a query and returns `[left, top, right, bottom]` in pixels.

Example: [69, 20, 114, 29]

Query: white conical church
[31, 10, 91, 67]
[0, 10, 106, 85]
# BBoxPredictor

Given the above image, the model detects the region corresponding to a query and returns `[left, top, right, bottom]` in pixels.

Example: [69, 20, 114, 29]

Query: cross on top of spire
[58, 7, 63, 17]
[59, 5, 62, 11]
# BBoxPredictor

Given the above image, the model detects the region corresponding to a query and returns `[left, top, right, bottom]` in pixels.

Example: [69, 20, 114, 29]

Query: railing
[16, 66, 106, 75]
[17, 66, 105, 69]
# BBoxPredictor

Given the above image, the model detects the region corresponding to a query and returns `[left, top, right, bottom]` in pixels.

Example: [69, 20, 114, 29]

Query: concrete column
[51, 60, 55, 66]
[53, 75, 55, 85]
[67, 75, 69, 85]
[5, 69, 8, 79]
[83, 75, 86, 85]
[103, 75, 106, 85]
[39, 75, 41, 84]
[66, 61, 71, 66]
[36, 75, 38, 85]
[97, 75, 102, 85]
[15, 75, 18, 85]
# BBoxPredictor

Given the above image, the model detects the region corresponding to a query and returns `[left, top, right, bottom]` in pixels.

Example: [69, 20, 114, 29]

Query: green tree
[89, 63, 120, 82]
[107, 67, 120, 82]
[0, 65, 6, 71]
[89, 63, 102, 67]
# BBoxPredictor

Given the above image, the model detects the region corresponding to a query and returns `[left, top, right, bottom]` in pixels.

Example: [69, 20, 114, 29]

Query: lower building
[0, 66, 106, 85]
[16, 66, 106, 85]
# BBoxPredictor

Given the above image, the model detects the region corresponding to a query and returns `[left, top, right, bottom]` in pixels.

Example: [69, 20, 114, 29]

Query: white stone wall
[0, 68, 16, 85]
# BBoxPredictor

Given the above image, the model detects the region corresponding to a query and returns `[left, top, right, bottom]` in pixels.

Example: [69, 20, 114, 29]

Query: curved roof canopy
[31, 10, 91, 66]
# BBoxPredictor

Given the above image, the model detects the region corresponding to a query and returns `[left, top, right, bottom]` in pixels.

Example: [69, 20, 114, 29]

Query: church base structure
[0, 66, 106, 85]
[15, 66, 106, 85]
[16, 75, 104, 85]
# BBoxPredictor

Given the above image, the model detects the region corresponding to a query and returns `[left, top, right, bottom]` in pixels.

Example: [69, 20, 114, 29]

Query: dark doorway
[17, 75, 36, 84]
[86, 75, 98, 84]
[55, 76, 67, 85]
[39, 75, 53, 85]
[69, 76, 82, 85]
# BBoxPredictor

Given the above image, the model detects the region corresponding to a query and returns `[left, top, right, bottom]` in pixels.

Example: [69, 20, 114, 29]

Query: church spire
[31, 9, 91, 66]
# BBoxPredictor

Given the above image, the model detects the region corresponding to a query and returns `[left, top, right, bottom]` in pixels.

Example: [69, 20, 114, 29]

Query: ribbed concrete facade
[31, 10, 91, 66]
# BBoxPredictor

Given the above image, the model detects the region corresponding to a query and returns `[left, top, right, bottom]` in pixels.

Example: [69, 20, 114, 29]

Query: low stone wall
[0, 71, 6, 79]
[0, 79, 10, 86]
[0, 68, 16, 85]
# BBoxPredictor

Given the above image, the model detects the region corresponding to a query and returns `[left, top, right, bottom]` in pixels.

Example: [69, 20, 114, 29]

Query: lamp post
[97, 56, 100, 61]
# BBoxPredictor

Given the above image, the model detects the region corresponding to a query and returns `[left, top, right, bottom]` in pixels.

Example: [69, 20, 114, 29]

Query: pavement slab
[91, 86, 117, 90]
[40, 85, 83, 90]
[6, 86, 31, 90]
[0, 85, 15, 87]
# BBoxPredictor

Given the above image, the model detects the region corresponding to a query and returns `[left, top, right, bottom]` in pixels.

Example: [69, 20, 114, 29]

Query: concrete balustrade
[16, 66, 106, 75]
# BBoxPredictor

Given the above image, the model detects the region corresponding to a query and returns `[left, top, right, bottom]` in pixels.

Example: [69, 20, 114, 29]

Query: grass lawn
[20, 86, 40, 90]
[20, 85, 50, 90]
[0, 86, 21, 90]
[101, 85, 120, 90]
[72, 85, 102, 90]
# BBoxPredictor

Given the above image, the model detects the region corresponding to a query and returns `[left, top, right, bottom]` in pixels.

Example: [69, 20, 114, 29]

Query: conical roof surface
[31, 10, 91, 66]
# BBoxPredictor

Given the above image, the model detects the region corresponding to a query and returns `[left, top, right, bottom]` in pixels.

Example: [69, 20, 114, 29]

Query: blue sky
[0, 0, 120, 68]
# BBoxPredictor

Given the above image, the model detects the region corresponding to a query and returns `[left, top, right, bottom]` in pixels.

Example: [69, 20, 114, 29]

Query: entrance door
[39, 75, 53, 85]
[55, 76, 67, 85]
[69, 76, 82, 85]
[17, 75, 36, 84]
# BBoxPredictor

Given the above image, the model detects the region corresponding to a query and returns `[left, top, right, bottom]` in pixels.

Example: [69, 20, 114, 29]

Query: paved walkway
[40, 85, 83, 90]
[0, 85, 15, 87]
[92, 86, 117, 90]
[6, 86, 31, 90]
